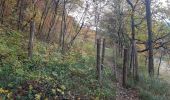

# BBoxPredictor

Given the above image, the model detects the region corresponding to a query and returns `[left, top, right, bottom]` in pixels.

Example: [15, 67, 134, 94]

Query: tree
[0, 0, 6, 24]
[17, 0, 26, 30]
[145, 0, 154, 76]
[126, 0, 139, 81]
[28, 19, 35, 59]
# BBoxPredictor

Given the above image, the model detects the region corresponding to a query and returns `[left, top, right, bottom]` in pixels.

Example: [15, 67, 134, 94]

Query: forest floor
[115, 68, 139, 100]
[105, 49, 139, 100]
[108, 62, 139, 100]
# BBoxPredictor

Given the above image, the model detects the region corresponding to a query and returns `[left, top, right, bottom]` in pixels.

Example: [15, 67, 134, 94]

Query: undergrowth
[127, 74, 170, 100]
[137, 74, 170, 100]
[127, 54, 170, 100]
[0, 28, 115, 99]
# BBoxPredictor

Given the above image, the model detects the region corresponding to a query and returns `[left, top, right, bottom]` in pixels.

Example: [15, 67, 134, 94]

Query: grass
[126, 54, 170, 100]
[138, 74, 170, 100]
[127, 73, 170, 100]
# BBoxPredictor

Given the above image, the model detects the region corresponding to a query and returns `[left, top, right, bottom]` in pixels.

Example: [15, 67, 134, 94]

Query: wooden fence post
[113, 44, 117, 79]
[122, 48, 128, 88]
[101, 38, 105, 70]
[96, 38, 101, 84]
[28, 20, 35, 59]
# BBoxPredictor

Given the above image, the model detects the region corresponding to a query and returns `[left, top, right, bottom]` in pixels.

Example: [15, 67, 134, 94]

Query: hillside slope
[0, 24, 115, 99]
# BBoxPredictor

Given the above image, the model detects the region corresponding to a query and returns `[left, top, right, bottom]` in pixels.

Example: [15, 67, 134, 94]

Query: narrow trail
[115, 68, 139, 100]
[105, 53, 139, 100]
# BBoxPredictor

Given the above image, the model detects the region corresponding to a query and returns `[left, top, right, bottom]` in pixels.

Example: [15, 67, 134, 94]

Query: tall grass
[138, 74, 170, 100]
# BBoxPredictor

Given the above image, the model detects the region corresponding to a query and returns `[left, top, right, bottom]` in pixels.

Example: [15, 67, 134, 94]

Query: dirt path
[115, 68, 139, 100]
[105, 55, 139, 100]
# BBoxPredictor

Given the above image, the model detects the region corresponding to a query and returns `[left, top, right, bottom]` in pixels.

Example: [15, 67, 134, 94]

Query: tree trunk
[126, 0, 139, 81]
[37, 0, 51, 40]
[122, 48, 128, 88]
[113, 44, 117, 78]
[101, 38, 106, 70]
[28, 20, 35, 59]
[46, 0, 60, 42]
[96, 39, 102, 85]
[59, 0, 67, 53]
[134, 41, 139, 81]
[145, 0, 154, 76]
[0, 0, 6, 24]
[18, 0, 24, 30]
[157, 51, 163, 77]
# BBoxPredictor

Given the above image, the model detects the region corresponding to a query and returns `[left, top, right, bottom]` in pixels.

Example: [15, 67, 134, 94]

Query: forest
[0, 0, 170, 100]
